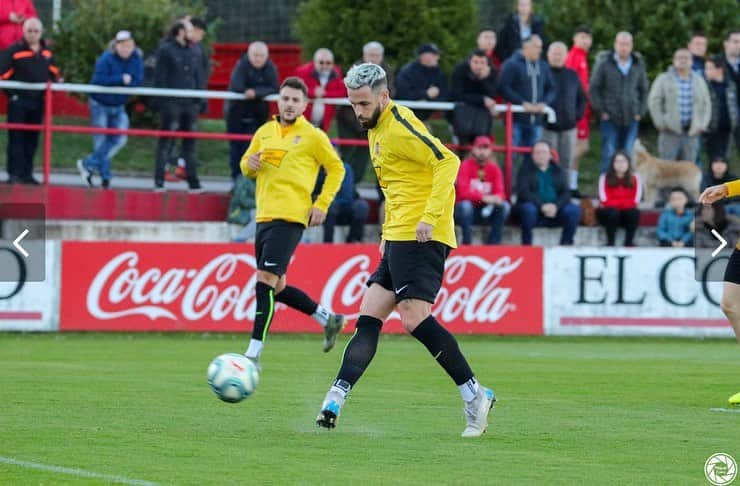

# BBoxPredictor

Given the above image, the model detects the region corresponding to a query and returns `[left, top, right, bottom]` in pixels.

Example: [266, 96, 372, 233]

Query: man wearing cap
[454, 136, 509, 244]
[396, 43, 448, 121]
[77, 30, 143, 189]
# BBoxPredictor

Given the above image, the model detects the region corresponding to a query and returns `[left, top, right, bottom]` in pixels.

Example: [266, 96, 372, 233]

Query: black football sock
[411, 315, 475, 386]
[245, 282, 275, 358]
[330, 315, 383, 398]
[275, 285, 318, 315]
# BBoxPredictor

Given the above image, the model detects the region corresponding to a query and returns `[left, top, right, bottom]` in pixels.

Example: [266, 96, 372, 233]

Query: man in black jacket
[589, 32, 649, 173]
[450, 49, 498, 145]
[395, 43, 448, 121]
[542, 42, 586, 197]
[515, 140, 581, 245]
[153, 21, 204, 191]
[225, 41, 279, 181]
[0, 18, 59, 184]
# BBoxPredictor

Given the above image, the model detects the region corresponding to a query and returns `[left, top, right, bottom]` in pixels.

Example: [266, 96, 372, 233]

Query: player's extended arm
[313, 133, 345, 213]
[726, 179, 740, 198]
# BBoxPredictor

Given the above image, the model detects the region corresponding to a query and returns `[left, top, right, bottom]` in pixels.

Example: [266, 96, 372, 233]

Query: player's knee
[274, 275, 287, 294]
[256, 270, 279, 288]
[397, 299, 430, 333]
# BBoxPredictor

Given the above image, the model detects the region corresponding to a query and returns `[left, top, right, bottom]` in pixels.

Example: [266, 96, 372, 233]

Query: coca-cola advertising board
[60, 242, 543, 334]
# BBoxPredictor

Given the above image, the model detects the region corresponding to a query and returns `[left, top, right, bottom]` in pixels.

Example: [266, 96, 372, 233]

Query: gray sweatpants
[542, 127, 576, 171]
[657, 131, 699, 161]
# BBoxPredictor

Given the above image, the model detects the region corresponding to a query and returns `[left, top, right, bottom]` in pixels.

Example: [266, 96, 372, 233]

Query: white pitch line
[709, 408, 740, 414]
[0, 456, 158, 485]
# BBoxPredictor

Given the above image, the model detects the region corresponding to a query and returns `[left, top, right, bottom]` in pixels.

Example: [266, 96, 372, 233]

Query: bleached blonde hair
[344, 62, 387, 92]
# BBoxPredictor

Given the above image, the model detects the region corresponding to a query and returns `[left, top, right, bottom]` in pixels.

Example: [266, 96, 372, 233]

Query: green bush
[295, 0, 477, 76]
[53, 0, 208, 85]
[541, 0, 740, 80]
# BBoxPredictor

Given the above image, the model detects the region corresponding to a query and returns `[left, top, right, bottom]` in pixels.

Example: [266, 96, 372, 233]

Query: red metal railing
[1, 82, 554, 199]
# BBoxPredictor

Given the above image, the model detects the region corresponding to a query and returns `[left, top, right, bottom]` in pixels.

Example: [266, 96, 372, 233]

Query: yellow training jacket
[241, 115, 344, 226]
[726, 179, 740, 249]
[368, 101, 459, 248]
[726, 179, 740, 198]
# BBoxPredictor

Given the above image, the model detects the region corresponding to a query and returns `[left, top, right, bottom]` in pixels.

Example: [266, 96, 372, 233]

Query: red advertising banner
[60, 242, 543, 335]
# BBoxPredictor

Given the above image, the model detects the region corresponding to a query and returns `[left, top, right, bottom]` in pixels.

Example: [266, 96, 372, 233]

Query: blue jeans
[516, 201, 581, 245]
[513, 122, 542, 163]
[323, 199, 370, 243]
[599, 119, 639, 173]
[83, 98, 129, 181]
[454, 200, 511, 244]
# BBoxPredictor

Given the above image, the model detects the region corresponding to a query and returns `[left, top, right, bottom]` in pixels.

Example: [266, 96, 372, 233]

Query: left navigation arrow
[13, 229, 29, 258]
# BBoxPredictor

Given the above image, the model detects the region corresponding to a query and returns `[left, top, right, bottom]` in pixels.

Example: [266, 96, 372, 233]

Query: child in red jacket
[597, 151, 642, 246]
[454, 136, 510, 244]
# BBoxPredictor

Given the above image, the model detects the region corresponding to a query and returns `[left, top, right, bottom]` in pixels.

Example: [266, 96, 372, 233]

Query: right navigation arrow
[711, 229, 728, 258]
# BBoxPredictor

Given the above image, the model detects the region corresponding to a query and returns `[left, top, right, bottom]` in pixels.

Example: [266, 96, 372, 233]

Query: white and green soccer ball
[207, 353, 259, 403]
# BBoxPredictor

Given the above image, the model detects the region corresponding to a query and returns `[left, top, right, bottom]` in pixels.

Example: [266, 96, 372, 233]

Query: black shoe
[20, 177, 40, 185]
[102, 179, 110, 189]
[570, 189, 582, 199]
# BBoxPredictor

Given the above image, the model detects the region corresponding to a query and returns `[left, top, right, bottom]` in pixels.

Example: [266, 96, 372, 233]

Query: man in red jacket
[0, 0, 36, 50]
[565, 25, 592, 196]
[454, 136, 510, 244]
[294, 48, 345, 132]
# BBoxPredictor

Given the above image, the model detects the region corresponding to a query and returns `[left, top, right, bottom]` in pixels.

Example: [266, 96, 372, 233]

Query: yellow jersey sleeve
[311, 131, 345, 213]
[240, 126, 264, 179]
[726, 179, 740, 198]
[393, 116, 459, 227]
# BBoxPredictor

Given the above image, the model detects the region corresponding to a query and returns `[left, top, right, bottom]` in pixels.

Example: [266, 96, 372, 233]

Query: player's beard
[358, 104, 382, 129]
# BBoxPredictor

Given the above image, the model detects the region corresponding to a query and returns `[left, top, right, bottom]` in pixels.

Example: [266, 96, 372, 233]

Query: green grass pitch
[0, 333, 737, 485]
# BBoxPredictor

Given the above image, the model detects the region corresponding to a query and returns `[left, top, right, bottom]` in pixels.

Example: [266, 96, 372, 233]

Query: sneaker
[77, 159, 93, 187]
[461, 386, 496, 438]
[316, 390, 344, 429]
[570, 189, 582, 199]
[188, 185, 205, 194]
[322, 314, 346, 352]
[102, 179, 110, 190]
[154, 184, 166, 193]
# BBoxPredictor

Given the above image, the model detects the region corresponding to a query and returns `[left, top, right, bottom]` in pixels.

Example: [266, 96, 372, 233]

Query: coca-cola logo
[87, 251, 258, 321]
[87, 251, 523, 325]
[320, 254, 522, 324]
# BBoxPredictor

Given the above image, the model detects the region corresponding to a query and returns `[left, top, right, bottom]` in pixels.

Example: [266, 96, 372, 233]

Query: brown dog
[633, 139, 701, 207]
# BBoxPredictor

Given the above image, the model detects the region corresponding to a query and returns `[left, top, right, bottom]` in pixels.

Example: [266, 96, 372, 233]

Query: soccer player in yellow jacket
[240, 77, 346, 366]
[700, 179, 740, 406]
[315, 63, 495, 437]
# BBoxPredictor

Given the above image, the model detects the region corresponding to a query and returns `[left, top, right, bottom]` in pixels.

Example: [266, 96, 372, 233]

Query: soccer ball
[207, 353, 259, 403]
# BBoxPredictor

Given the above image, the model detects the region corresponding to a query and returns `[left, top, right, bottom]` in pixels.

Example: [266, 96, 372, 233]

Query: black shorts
[367, 241, 451, 304]
[725, 248, 740, 284]
[254, 221, 304, 277]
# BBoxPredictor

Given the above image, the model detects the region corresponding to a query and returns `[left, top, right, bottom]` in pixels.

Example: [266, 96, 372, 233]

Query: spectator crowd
[1, 0, 739, 248]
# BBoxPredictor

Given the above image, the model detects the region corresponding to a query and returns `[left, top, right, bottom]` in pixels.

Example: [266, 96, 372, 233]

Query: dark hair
[280, 76, 308, 97]
[725, 30, 740, 41]
[168, 21, 187, 39]
[707, 54, 725, 68]
[470, 48, 488, 59]
[478, 27, 496, 35]
[190, 17, 207, 30]
[605, 150, 635, 188]
[532, 139, 550, 150]
[690, 30, 706, 40]
[574, 25, 592, 35]
[670, 186, 689, 198]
